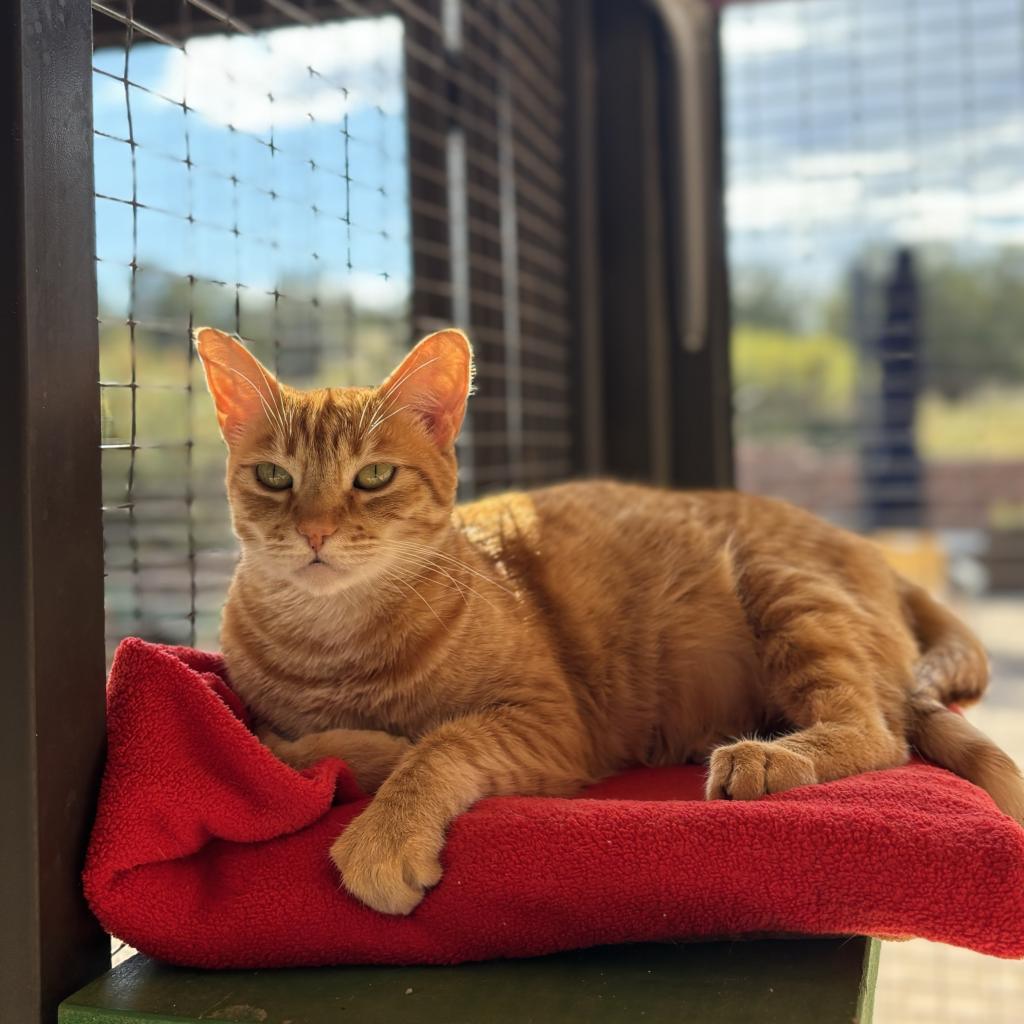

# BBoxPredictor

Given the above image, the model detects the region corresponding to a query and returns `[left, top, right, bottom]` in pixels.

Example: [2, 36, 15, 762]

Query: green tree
[827, 247, 1024, 398]
[731, 266, 801, 333]
[918, 248, 1024, 397]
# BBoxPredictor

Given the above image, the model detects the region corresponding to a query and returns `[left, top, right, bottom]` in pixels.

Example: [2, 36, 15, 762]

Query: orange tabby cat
[196, 325, 1024, 916]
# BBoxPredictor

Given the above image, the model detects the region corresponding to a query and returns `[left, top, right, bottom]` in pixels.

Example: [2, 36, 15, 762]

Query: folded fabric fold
[83, 638, 1024, 967]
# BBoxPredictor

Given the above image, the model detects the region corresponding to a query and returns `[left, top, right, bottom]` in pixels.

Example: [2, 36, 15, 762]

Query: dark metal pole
[0, 2, 110, 1021]
[592, 0, 673, 484]
[563, 0, 605, 479]
[667, 4, 733, 491]
[861, 248, 923, 530]
[669, 4, 735, 490]
[586, 0, 733, 488]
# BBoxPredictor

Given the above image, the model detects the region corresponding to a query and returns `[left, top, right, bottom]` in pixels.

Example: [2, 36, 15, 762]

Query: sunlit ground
[875, 595, 1024, 1024]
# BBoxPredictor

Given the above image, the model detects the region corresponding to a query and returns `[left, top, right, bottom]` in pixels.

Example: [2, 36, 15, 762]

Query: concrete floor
[874, 596, 1024, 1024]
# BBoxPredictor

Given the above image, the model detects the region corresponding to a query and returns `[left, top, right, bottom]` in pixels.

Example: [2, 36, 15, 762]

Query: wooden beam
[61, 939, 881, 1023]
[0, 2, 110, 1020]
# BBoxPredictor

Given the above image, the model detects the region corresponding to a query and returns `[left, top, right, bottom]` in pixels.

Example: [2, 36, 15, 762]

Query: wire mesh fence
[722, 0, 1024, 582]
[92, 0, 574, 662]
[721, 3, 1024, 1021]
[93, 0, 412, 659]
[402, 0, 574, 493]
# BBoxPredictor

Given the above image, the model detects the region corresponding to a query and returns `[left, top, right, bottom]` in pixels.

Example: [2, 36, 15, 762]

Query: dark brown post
[667, 2, 735, 490]
[0, 1, 110, 1021]
[567, 0, 733, 489]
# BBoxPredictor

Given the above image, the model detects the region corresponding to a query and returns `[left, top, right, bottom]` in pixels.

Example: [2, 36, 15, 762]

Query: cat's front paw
[331, 801, 444, 915]
[705, 739, 817, 800]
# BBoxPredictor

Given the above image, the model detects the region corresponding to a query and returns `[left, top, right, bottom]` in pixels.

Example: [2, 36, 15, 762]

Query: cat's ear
[194, 327, 281, 446]
[380, 329, 474, 448]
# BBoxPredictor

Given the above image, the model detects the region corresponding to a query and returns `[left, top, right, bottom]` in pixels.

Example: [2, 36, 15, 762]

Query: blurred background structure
[3, 0, 1022, 1020]
[724, 0, 1024, 574]
[722, 3, 1024, 1019]
[94, 0, 1024, 660]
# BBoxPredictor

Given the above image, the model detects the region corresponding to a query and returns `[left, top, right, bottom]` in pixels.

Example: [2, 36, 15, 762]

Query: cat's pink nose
[296, 520, 337, 553]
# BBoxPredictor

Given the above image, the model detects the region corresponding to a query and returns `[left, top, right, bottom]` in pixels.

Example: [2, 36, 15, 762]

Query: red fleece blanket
[84, 638, 1024, 967]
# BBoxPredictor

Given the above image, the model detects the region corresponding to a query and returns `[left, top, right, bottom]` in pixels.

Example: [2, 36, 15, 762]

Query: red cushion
[84, 638, 1024, 967]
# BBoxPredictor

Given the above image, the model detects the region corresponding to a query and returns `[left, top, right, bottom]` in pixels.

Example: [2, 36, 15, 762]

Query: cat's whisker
[255, 360, 288, 430]
[365, 404, 411, 438]
[392, 563, 468, 603]
[361, 356, 442, 443]
[373, 544, 495, 610]
[374, 355, 441, 413]
[379, 568, 449, 633]
[370, 543, 457, 581]
[227, 366, 287, 439]
[385, 539, 517, 598]
[356, 394, 372, 435]
[368, 388, 407, 429]
[367, 398, 409, 428]
[281, 396, 297, 449]
[373, 546, 481, 607]
[417, 561, 473, 605]
[255, 371, 287, 437]
[395, 549, 514, 601]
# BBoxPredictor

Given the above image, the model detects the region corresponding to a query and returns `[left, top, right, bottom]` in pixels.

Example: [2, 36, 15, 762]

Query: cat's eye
[255, 462, 293, 490]
[354, 462, 396, 491]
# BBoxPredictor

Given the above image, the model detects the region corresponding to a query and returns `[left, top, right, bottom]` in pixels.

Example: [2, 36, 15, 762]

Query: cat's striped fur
[196, 326, 1024, 916]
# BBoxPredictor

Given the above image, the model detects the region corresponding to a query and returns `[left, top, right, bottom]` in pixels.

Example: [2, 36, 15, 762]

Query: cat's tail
[900, 581, 1024, 824]
[900, 580, 990, 705]
[908, 696, 1024, 824]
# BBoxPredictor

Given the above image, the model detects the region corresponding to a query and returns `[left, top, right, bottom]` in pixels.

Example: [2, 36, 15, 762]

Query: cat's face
[196, 328, 473, 595]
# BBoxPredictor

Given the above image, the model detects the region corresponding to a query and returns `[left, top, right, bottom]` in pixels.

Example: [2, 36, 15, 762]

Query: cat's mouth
[288, 544, 387, 589]
[293, 555, 344, 589]
[298, 553, 360, 576]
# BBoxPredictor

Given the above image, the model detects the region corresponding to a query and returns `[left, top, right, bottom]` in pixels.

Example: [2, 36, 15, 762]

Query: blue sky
[92, 1, 1024, 321]
[722, 0, 1024, 303]
[93, 15, 411, 317]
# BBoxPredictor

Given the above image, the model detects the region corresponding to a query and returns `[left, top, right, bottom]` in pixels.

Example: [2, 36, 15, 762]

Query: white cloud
[728, 171, 1024, 247]
[876, 186, 1024, 246]
[720, 12, 809, 57]
[721, 3, 852, 59]
[239, 270, 409, 311]
[728, 107, 1024, 240]
[321, 270, 410, 309]
[791, 149, 913, 179]
[726, 176, 865, 231]
[156, 16, 403, 134]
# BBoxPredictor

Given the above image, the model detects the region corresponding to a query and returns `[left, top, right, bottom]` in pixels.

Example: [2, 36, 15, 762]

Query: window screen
[93, 0, 411, 658]
[93, 0, 575, 661]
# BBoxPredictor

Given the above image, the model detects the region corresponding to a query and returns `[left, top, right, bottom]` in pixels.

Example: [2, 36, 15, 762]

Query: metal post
[861, 248, 923, 530]
[582, 0, 733, 488]
[563, 0, 605, 479]
[0, 2, 110, 1021]
[668, 3, 735, 490]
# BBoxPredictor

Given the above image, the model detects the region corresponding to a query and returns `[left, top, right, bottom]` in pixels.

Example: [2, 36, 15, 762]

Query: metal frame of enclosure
[0, 1, 730, 1020]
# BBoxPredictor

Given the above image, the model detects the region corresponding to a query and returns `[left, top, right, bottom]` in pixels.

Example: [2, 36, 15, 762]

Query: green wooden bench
[59, 937, 880, 1023]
